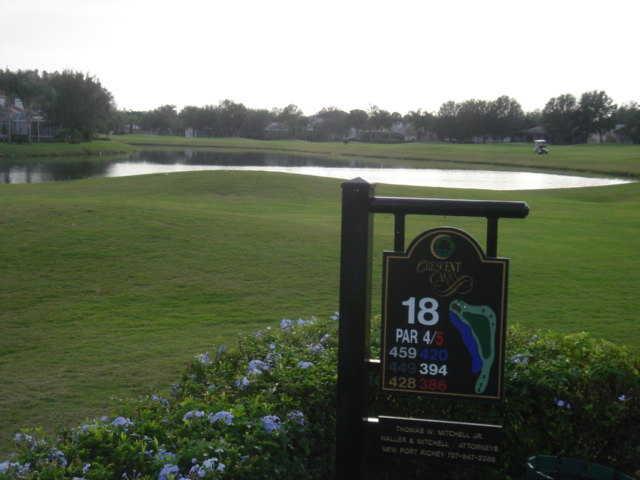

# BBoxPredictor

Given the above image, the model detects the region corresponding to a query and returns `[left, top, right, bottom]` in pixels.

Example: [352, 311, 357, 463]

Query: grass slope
[115, 134, 640, 177]
[1, 172, 639, 454]
[0, 140, 135, 158]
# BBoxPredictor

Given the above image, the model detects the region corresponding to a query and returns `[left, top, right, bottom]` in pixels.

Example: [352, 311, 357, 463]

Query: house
[390, 121, 417, 141]
[524, 126, 548, 142]
[264, 122, 290, 140]
[355, 129, 405, 143]
[587, 124, 630, 144]
[0, 90, 59, 142]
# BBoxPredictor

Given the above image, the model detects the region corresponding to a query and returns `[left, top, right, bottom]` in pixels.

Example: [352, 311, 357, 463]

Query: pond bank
[113, 135, 640, 178]
[0, 140, 135, 159]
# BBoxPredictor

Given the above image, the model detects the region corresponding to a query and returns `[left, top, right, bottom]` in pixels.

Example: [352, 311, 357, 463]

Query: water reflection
[0, 150, 633, 190]
[0, 158, 114, 184]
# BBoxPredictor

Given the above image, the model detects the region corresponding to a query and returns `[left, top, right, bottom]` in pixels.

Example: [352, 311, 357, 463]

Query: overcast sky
[1, 0, 638, 114]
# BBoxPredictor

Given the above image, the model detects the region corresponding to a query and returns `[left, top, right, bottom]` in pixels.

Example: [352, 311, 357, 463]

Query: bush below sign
[1, 316, 638, 480]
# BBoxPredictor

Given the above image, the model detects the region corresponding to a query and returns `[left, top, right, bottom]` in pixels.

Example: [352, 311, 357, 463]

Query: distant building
[355, 129, 405, 143]
[587, 124, 630, 144]
[524, 126, 548, 142]
[390, 121, 417, 141]
[264, 122, 290, 140]
[0, 91, 59, 142]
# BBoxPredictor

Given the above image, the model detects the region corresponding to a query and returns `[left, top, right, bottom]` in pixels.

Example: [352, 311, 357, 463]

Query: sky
[1, 0, 638, 115]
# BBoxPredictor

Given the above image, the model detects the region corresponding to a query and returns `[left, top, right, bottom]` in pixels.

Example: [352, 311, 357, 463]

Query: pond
[0, 150, 633, 190]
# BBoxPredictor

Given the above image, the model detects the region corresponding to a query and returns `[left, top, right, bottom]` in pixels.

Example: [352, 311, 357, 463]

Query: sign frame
[335, 178, 529, 480]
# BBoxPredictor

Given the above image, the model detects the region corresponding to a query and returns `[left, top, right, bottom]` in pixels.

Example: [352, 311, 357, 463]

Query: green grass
[115, 134, 640, 177]
[1, 171, 639, 454]
[0, 140, 135, 158]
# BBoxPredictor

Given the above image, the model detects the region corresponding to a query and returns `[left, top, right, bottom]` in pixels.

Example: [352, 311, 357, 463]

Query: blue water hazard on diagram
[448, 300, 497, 394]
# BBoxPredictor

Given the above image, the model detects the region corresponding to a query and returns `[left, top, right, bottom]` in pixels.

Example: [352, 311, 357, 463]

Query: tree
[542, 94, 579, 144]
[216, 100, 247, 137]
[615, 102, 640, 144]
[435, 101, 461, 141]
[405, 109, 435, 140]
[110, 110, 145, 134]
[276, 104, 306, 137]
[43, 71, 115, 139]
[368, 105, 393, 130]
[0, 69, 53, 108]
[487, 96, 525, 138]
[524, 110, 542, 128]
[140, 105, 179, 134]
[456, 99, 490, 141]
[577, 90, 616, 142]
[315, 107, 349, 140]
[239, 109, 274, 139]
[347, 109, 368, 130]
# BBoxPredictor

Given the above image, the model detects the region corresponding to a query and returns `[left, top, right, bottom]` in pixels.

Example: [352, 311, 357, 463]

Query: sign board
[371, 416, 502, 467]
[381, 227, 508, 400]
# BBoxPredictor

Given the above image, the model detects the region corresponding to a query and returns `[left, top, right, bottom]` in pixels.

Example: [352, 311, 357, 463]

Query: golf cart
[534, 139, 549, 155]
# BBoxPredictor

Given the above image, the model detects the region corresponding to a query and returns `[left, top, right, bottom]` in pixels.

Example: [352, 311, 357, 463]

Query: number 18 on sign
[381, 227, 508, 400]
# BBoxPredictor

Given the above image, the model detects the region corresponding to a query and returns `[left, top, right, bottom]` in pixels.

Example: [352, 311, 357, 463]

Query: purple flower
[189, 458, 224, 478]
[330, 311, 339, 321]
[111, 416, 134, 428]
[320, 333, 331, 344]
[247, 359, 270, 375]
[297, 318, 309, 326]
[618, 394, 631, 402]
[265, 351, 280, 366]
[308, 343, 324, 354]
[49, 449, 67, 467]
[268, 342, 277, 351]
[554, 398, 572, 409]
[151, 394, 169, 407]
[158, 464, 179, 480]
[209, 411, 234, 425]
[235, 376, 250, 390]
[510, 353, 530, 365]
[261, 415, 281, 433]
[280, 318, 293, 330]
[155, 449, 176, 464]
[287, 410, 305, 426]
[182, 410, 205, 421]
[0, 462, 30, 476]
[298, 360, 314, 369]
[14, 433, 38, 449]
[195, 352, 211, 365]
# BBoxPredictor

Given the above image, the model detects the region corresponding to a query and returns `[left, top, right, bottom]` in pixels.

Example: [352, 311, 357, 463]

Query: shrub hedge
[1, 316, 638, 479]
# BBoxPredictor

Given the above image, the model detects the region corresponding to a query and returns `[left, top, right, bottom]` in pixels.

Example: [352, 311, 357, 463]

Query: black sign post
[336, 178, 528, 480]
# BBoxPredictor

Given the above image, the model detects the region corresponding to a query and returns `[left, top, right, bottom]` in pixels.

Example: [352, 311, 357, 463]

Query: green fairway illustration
[449, 300, 497, 394]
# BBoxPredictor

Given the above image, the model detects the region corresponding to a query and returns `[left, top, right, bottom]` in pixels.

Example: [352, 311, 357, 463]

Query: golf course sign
[381, 227, 508, 400]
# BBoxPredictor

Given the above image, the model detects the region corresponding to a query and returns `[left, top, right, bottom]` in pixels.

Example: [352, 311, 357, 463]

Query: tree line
[0, 69, 114, 140]
[2, 69, 639, 143]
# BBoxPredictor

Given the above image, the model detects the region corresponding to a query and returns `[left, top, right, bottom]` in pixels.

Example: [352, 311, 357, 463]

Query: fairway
[1, 168, 639, 455]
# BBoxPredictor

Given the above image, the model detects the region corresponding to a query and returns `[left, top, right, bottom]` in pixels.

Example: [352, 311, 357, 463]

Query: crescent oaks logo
[431, 234, 456, 259]
[415, 235, 474, 297]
